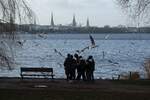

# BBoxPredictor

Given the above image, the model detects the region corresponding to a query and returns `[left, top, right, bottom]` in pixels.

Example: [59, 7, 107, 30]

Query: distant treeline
[18, 24, 150, 33]
[0, 22, 16, 32]
[1, 23, 150, 33]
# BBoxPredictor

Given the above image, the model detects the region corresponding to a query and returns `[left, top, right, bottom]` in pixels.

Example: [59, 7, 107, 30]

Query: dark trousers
[91, 71, 94, 81]
[65, 69, 70, 80]
[86, 70, 91, 81]
[86, 70, 94, 81]
[76, 71, 86, 80]
[70, 70, 76, 80]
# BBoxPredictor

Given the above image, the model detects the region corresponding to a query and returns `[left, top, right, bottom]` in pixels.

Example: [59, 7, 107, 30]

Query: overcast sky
[27, 0, 128, 27]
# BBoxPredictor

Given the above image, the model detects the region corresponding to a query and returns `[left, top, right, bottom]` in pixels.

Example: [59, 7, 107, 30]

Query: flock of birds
[15, 33, 140, 69]
[54, 34, 99, 57]
[53, 34, 121, 68]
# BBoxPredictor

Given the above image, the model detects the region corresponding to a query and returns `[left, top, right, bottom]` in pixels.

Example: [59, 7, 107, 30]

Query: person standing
[76, 56, 86, 81]
[74, 54, 79, 79]
[85, 59, 91, 81]
[64, 54, 72, 81]
[70, 55, 76, 80]
[86, 56, 95, 81]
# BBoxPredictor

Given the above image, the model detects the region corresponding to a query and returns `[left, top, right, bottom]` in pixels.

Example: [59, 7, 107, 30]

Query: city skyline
[27, 0, 130, 27]
[50, 13, 91, 27]
[37, 12, 127, 28]
[50, 13, 106, 27]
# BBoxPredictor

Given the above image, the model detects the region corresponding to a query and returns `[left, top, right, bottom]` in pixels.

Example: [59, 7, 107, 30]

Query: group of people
[64, 53, 95, 81]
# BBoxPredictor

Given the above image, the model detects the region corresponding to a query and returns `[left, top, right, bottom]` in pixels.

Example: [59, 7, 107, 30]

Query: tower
[86, 18, 90, 27]
[51, 12, 54, 27]
[72, 14, 77, 27]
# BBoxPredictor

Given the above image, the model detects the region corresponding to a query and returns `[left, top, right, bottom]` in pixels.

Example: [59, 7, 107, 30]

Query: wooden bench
[20, 67, 55, 79]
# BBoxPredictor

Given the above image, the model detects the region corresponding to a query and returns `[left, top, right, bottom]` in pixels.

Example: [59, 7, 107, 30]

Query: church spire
[72, 14, 77, 27]
[51, 12, 54, 27]
[86, 18, 90, 27]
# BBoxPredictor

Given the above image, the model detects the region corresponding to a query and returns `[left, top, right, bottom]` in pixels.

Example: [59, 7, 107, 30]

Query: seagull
[57, 63, 63, 68]
[0, 54, 11, 69]
[89, 34, 95, 46]
[89, 34, 98, 48]
[104, 34, 110, 40]
[54, 49, 65, 58]
[76, 34, 98, 54]
[76, 46, 90, 54]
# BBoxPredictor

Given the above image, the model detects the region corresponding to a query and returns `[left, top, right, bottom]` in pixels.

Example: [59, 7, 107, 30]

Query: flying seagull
[89, 34, 98, 48]
[54, 49, 65, 58]
[76, 46, 90, 54]
[0, 54, 11, 70]
[89, 34, 95, 46]
[76, 34, 98, 54]
[104, 34, 110, 40]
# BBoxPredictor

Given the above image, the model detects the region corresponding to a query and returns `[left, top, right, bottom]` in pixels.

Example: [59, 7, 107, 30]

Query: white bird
[104, 34, 110, 40]
[76, 34, 98, 54]
[54, 49, 65, 58]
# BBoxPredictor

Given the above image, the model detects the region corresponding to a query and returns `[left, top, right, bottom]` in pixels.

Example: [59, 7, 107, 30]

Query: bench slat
[20, 67, 54, 79]
[21, 74, 55, 76]
[21, 67, 53, 72]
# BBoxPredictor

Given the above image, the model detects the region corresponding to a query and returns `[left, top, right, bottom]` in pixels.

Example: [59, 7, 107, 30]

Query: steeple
[51, 12, 54, 27]
[72, 14, 77, 27]
[86, 18, 90, 27]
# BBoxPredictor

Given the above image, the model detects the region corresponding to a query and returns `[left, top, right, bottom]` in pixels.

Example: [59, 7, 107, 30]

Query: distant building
[72, 15, 77, 27]
[51, 12, 55, 27]
[86, 18, 90, 27]
[117, 25, 126, 28]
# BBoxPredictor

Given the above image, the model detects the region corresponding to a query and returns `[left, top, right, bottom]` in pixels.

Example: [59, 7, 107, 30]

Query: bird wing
[76, 35, 97, 53]
[80, 46, 90, 53]
[54, 49, 65, 58]
[76, 46, 89, 54]
[89, 34, 95, 46]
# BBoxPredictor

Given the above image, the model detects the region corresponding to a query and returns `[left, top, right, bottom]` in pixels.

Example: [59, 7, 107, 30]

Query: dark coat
[64, 57, 72, 70]
[86, 58, 95, 71]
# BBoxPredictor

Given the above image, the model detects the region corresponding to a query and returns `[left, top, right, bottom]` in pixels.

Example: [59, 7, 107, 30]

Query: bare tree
[117, 0, 150, 26]
[0, 0, 35, 69]
[117, 0, 150, 79]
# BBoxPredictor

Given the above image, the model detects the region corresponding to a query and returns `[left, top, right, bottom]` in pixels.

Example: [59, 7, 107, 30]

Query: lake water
[0, 33, 150, 79]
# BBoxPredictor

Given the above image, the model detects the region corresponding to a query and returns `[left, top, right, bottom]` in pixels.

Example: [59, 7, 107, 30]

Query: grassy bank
[0, 78, 150, 100]
[0, 88, 150, 100]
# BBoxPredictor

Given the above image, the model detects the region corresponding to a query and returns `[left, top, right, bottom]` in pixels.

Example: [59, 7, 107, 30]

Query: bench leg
[52, 75, 54, 79]
[20, 74, 23, 79]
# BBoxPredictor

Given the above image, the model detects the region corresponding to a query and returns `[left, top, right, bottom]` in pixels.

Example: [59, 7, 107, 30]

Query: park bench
[20, 67, 55, 79]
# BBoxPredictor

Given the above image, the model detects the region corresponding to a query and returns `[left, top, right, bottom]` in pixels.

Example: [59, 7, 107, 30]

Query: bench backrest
[21, 67, 53, 73]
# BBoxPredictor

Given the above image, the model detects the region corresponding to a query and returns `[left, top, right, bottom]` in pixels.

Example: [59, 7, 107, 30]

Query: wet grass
[0, 79, 150, 100]
[111, 79, 150, 86]
[0, 88, 150, 100]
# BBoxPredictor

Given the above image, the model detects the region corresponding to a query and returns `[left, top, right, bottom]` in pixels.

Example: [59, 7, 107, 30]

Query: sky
[27, 0, 128, 27]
